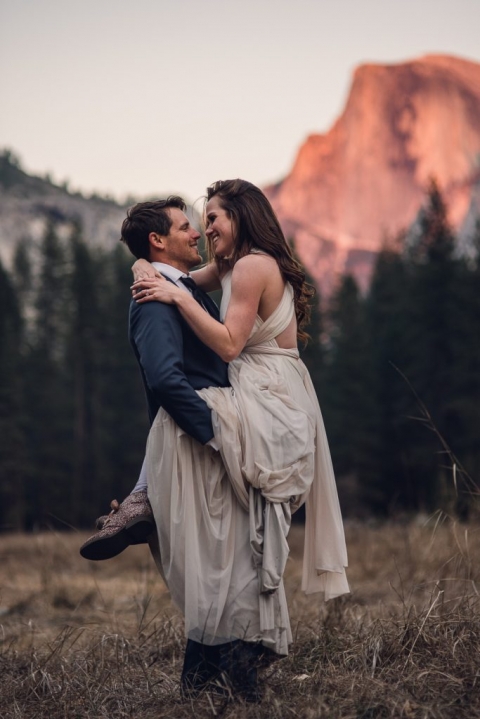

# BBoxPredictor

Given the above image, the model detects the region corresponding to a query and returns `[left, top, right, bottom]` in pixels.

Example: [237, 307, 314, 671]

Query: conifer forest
[1, 184, 479, 531]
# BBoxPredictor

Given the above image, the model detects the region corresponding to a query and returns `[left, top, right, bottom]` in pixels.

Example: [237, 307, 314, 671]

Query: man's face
[159, 208, 202, 271]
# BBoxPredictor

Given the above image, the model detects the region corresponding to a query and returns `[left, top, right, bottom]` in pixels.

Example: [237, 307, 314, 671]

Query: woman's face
[205, 195, 236, 258]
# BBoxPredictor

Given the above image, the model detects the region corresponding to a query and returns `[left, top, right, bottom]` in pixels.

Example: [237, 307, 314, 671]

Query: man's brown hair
[120, 196, 186, 259]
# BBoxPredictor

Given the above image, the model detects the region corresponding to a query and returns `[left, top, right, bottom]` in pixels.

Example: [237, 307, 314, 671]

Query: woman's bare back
[248, 254, 298, 349]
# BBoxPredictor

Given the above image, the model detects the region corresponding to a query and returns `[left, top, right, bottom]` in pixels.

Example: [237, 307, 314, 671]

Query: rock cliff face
[0, 153, 128, 265]
[265, 54, 480, 294]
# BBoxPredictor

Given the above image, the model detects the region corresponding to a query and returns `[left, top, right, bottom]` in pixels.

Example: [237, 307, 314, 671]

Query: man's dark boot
[180, 640, 225, 698]
[219, 640, 263, 703]
[80, 490, 155, 560]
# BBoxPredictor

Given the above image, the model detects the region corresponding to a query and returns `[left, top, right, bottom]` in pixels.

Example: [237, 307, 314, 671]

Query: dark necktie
[180, 276, 207, 310]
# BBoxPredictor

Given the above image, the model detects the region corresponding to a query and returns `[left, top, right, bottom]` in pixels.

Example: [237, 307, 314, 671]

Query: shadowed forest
[0, 182, 479, 531]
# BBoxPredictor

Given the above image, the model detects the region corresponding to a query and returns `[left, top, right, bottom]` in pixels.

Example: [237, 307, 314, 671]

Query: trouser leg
[131, 456, 148, 493]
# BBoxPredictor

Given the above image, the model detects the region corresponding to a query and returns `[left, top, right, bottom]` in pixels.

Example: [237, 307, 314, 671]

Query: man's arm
[130, 299, 215, 445]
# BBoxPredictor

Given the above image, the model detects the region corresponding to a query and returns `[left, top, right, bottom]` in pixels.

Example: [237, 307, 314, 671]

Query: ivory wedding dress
[146, 266, 349, 656]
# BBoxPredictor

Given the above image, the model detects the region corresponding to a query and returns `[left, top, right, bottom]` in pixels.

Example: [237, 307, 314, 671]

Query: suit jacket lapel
[198, 290, 220, 320]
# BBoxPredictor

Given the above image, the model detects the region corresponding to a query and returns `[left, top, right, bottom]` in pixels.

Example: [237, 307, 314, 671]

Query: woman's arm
[132, 258, 160, 282]
[190, 262, 222, 292]
[132, 258, 221, 292]
[133, 255, 267, 362]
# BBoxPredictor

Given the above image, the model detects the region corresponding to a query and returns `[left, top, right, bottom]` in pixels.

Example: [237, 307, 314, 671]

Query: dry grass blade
[391, 363, 479, 500]
[1, 522, 480, 718]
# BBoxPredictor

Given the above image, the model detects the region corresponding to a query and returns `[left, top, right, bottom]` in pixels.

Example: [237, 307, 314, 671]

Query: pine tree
[24, 221, 72, 528]
[322, 275, 372, 512]
[12, 238, 34, 319]
[402, 180, 458, 510]
[446, 219, 480, 515]
[364, 244, 416, 512]
[0, 261, 27, 528]
[65, 223, 103, 524]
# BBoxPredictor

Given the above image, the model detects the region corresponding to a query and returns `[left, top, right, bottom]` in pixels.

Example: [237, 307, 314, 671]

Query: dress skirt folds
[146, 271, 349, 657]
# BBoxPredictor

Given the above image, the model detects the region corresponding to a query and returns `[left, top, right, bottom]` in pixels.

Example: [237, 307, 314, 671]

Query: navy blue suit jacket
[129, 276, 229, 445]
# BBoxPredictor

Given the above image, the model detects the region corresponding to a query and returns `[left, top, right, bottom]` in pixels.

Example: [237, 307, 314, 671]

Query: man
[80, 197, 224, 557]
[80, 197, 261, 700]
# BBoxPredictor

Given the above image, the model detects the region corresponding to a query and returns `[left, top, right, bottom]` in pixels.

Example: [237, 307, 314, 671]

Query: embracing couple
[80, 179, 349, 702]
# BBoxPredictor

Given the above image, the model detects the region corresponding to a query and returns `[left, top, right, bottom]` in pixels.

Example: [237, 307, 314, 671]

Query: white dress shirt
[151, 262, 193, 290]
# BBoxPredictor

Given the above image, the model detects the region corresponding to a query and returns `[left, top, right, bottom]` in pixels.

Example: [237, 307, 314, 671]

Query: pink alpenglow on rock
[265, 54, 480, 294]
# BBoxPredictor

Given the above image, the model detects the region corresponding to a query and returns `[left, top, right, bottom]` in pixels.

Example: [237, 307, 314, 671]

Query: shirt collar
[151, 262, 189, 284]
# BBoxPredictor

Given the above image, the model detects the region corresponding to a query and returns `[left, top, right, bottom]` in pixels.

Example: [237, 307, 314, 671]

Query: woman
[133, 179, 348, 657]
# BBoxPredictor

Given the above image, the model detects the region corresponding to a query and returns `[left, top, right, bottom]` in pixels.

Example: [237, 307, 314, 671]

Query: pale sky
[1, 0, 479, 204]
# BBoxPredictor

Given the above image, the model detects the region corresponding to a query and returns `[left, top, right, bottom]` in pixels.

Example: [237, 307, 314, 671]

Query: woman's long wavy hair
[205, 179, 315, 343]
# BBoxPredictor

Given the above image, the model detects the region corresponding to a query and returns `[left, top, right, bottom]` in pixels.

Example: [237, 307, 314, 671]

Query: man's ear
[148, 232, 165, 252]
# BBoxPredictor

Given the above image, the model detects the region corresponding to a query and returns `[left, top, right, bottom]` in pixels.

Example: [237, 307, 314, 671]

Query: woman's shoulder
[231, 253, 282, 290]
[234, 251, 277, 271]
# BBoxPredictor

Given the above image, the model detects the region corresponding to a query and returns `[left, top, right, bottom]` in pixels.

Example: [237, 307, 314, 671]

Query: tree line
[302, 183, 480, 518]
[0, 183, 479, 530]
[0, 225, 149, 530]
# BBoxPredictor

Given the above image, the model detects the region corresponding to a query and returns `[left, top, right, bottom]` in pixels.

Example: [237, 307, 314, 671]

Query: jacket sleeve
[130, 299, 214, 445]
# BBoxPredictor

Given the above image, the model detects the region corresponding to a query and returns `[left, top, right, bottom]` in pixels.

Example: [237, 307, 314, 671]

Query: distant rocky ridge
[0, 151, 130, 265]
[0, 153, 205, 269]
[265, 54, 480, 294]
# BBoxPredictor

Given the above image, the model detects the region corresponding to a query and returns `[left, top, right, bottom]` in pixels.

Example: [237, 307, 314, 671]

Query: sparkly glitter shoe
[79, 490, 155, 560]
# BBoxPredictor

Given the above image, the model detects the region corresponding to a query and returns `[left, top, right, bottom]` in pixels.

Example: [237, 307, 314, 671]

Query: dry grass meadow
[1, 517, 480, 718]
